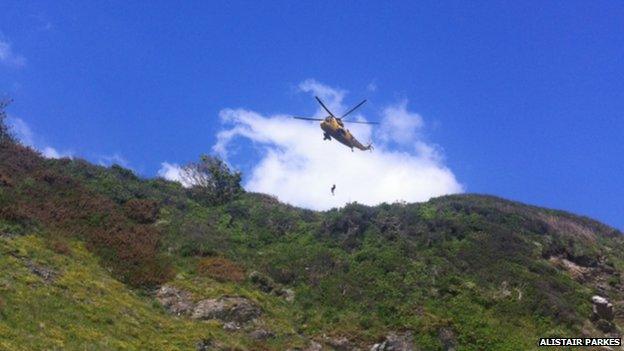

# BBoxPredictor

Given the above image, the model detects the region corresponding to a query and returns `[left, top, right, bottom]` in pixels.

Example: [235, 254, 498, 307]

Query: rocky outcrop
[291, 341, 323, 351]
[592, 296, 615, 321]
[27, 261, 57, 284]
[591, 295, 616, 332]
[155, 286, 263, 329]
[324, 336, 353, 351]
[370, 331, 415, 351]
[249, 328, 275, 340]
[549, 253, 622, 299]
[156, 285, 194, 316]
[222, 322, 241, 331]
[191, 296, 261, 326]
[549, 256, 591, 282]
[287, 340, 323, 351]
[306, 341, 323, 351]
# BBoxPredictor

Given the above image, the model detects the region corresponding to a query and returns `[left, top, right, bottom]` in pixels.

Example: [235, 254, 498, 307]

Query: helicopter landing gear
[323, 133, 331, 141]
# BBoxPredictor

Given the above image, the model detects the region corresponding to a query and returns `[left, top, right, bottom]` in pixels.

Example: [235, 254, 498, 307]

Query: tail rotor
[366, 139, 374, 152]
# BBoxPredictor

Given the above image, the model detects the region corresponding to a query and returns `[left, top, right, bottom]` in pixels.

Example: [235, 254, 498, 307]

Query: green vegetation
[0, 234, 305, 350]
[0, 122, 622, 349]
[181, 155, 243, 206]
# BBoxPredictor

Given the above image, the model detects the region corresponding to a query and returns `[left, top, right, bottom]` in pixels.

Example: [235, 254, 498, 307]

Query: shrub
[48, 237, 72, 255]
[87, 224, 173, 287]
[181, 155, 242, 206]
[111, 164, 138, 181]
[173, 214, 230, 257]
[124, 198, 159, 223]
[0, 144, 173, 288]
[197, 257, 245, 283]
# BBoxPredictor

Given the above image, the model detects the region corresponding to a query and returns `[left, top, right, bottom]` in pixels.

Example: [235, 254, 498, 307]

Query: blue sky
[1, 1, 623, 229]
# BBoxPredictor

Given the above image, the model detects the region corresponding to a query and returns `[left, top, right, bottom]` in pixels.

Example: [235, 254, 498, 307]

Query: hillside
[0, 139, 623, 350]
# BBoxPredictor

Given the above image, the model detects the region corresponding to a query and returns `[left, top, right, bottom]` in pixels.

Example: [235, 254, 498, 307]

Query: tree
[0, 98, 16, 145]
[181, 155, 243, 205]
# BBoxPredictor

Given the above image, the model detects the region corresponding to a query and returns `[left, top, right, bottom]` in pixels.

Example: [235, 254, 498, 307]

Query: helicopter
[293, 96, 378, 151]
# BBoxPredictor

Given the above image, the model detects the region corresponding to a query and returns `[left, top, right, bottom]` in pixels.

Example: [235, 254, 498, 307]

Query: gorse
[0, 111, 622, 350]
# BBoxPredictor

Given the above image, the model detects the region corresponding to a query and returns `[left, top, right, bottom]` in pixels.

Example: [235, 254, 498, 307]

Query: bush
[48, 237, 72, 255]
[197, 257, 245, 282]
[0, 144, 173, 287]
[181, 155, 242, 206]
[124, 198, 159, 223]
[111, 164, 138, 181]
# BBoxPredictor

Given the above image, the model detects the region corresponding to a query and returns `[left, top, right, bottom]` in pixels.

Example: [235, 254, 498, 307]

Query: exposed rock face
[370, 332, 415, 351]
[325, 336, 353, 351]
[156, 285, 194, 316]
[549, 256, 591, 282]
[591, 295, 616, 332]
[27, 261, 57, 284]
[156, 287, 263, 328]
[285, 341, 323, 351]
[222, 322, 241, 331]
[302, 341, 323, 351]
[249, 328, 275, 340]
[192, 296, 261, 326]
[592, 295, 615, 321]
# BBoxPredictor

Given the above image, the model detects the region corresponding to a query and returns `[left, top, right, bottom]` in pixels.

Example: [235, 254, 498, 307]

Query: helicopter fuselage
[320, 116, 371, 151]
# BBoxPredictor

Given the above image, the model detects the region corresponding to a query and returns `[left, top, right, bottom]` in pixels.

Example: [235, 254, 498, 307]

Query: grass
[1, 140, 623, 350]
[0, 234, 305, 350]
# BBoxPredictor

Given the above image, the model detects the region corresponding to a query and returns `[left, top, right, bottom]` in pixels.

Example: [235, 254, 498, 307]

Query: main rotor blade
[315, 96, 336, 117]
[293, 116, 325, 121]
[344, 120, 379, 125]
[340, 99, 367, 119]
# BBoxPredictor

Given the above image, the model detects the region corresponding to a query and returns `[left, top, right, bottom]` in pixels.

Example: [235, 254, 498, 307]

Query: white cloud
[8, 117, 73, 158]
[299, 79, 345, 106]
[158, 162, 201, 188]
[8, 117, 34, 146]
[158, 162, 182, 181]
[156, 162, 189, 186]
[0, 40, 26, 67]
[212, 80, 463, 210]
[41, 146, 72, 159]
[378, 100, 424, 146]
[7, 117, 72, 159]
